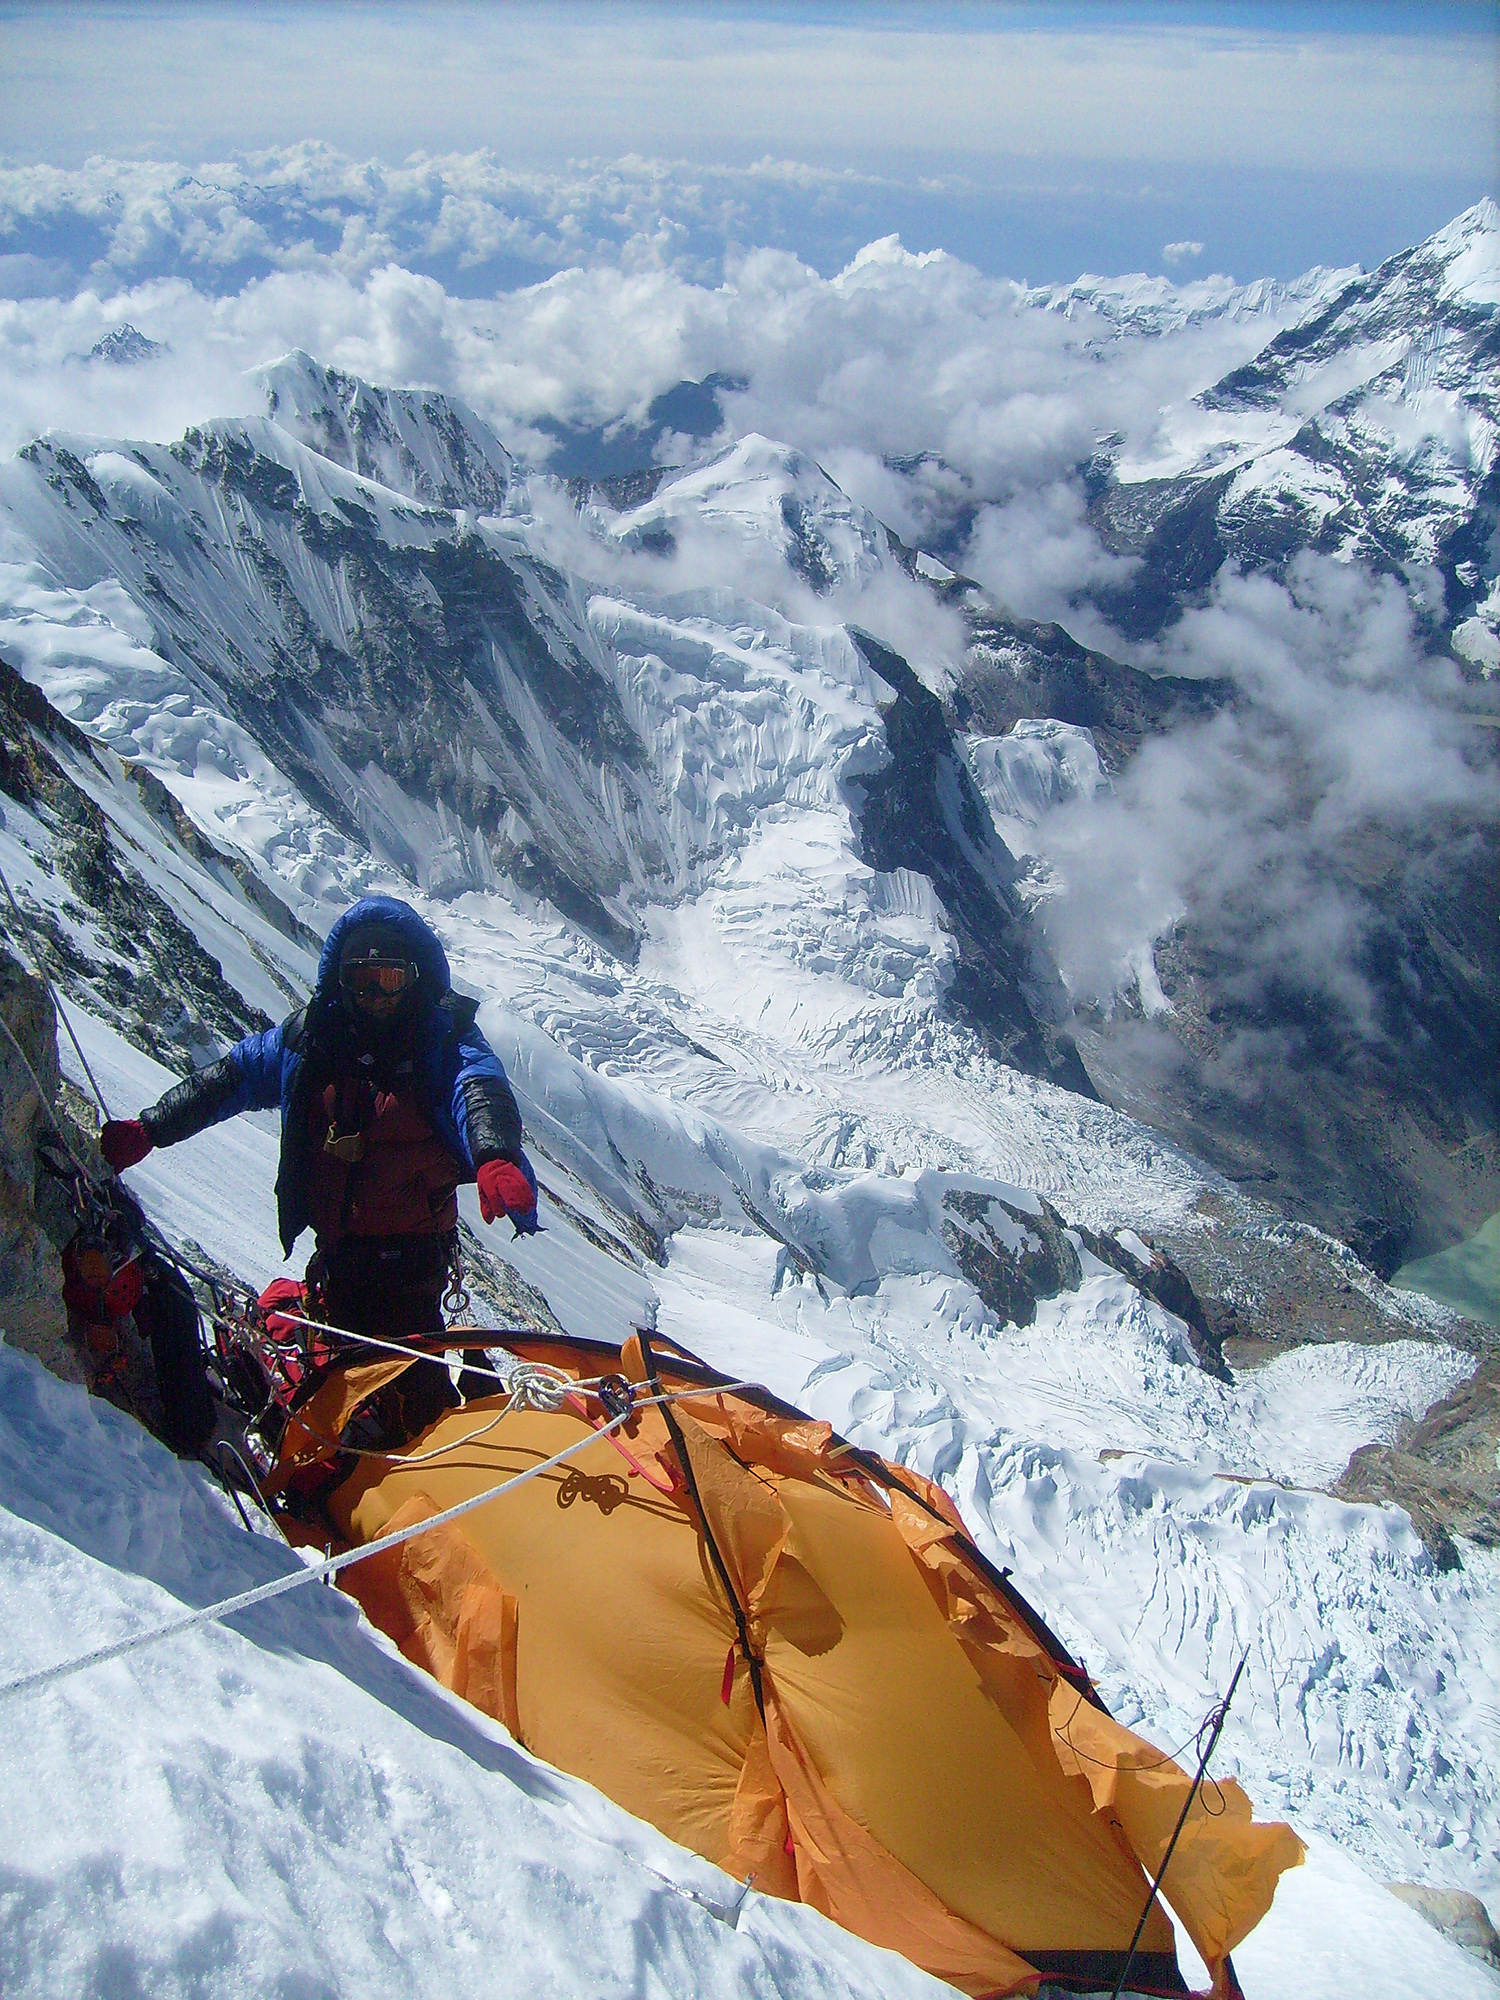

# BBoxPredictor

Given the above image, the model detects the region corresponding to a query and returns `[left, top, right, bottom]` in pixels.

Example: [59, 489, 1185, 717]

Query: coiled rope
[269, 1317, 594, 1409]
[0, 1376, 751, 1706]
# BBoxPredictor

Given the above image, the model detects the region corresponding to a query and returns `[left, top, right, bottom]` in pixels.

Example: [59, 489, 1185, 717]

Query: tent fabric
[295, 1332, 1301, 1997]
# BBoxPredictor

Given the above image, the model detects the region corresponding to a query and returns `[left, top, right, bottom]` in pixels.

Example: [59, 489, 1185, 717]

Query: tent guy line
[0, 1376, 751, 1706]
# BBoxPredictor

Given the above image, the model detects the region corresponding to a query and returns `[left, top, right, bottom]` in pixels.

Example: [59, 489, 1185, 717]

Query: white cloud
[1033, 555, 1499, 1037]
[963, 483, 1138, 626]
[1163, 241, 1206, 265]
[0, 8, 1486, 179]
[0, 153, 1313, 474]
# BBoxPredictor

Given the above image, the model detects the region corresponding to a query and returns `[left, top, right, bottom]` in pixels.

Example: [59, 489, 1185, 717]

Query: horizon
[0, 1, 1493, 290]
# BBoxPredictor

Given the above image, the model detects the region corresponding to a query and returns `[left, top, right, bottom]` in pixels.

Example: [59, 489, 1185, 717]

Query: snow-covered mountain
[262, 348, 516, 512]
[2, 262, 1498, 1995]
[1089, 199, 1500, 661]
[1032, 261, 1360, 339]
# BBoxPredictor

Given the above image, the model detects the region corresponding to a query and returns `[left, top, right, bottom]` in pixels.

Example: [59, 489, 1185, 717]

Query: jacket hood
[316, 896, 452, 999]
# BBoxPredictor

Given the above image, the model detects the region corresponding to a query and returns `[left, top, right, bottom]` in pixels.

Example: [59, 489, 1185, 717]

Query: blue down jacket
[141, 897, 535, 1253]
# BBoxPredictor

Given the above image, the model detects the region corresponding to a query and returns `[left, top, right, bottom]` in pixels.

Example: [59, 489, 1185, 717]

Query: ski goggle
[341, 958, 419, 1002]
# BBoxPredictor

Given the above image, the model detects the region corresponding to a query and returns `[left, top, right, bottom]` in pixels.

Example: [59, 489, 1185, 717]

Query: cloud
[1163, 241, 1206, 264]
[0, 7, 1486, 180]
[0, 152, 1316, 475]
[962, 482, 1138, 626]
[1032, 555, 1500, 1042]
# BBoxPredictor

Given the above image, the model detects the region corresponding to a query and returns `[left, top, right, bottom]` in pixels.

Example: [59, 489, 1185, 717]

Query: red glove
[477, 1158, 536, 1226]
[99, 1119, 153, 1173]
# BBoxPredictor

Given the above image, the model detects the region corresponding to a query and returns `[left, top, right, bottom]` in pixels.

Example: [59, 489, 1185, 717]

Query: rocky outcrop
[0, 946, 80, 1382]
[1386, 1883, 1500, 1970]
[849, 629, 1091, 1094]
[940, 1188, 1081, 1329]
[1337, 1352, 1500, 1569]
[1071, 1223, 1231, 1380]
[935, 1187, 1230, 1370]
[0, 652, 273, 1067]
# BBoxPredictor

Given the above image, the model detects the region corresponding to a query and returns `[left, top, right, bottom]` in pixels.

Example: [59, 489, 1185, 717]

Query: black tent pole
[1110, 1648, 1250, 2000]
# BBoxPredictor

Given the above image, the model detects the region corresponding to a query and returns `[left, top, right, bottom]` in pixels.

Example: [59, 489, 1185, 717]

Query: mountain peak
[1426, 196, 1500, 306]
[257, 352, 513, 513]
[609, 431, 891, 591]
[88, 324, 168, 366]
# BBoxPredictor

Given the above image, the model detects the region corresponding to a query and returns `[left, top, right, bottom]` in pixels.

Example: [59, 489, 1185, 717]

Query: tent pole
[1110, 1648, 1250, 2000]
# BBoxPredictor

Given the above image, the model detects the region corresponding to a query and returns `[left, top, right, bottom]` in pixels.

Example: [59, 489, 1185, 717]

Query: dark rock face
[1075, 825, 1500, 1272]
[1337, 1351, 1500, 1568]
[1089, 475, 1234, 641]
[847, 629, 1091, 1092]
[0, 948, 76, 1383]
[0, 654, 271, 1065]
[955, 602, 1232, 770]
[935, 1189, 1229, 1370]
[941, 1188, 1081, 1329]
[780, 494, 839, 593]
[1071, 1223, 1229, 1379]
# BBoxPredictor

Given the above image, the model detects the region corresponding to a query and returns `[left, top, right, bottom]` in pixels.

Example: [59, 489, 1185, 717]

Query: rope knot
[504, 1361, 573, 1413]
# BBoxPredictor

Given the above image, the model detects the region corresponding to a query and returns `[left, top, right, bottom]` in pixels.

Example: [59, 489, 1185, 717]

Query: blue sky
[0, 0, 1492, 284]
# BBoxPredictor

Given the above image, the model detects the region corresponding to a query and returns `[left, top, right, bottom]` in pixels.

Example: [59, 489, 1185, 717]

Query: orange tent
[281, 1328, 1301, 1997]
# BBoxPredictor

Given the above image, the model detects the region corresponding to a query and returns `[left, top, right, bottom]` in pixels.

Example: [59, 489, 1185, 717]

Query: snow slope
[7, 998, 1495, 1998]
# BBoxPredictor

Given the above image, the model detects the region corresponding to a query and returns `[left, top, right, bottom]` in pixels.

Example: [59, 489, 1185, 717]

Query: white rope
[332, 1403, 518, 1468]
[505, 1360, 578, 1413]
[276, 1314, 586, 1409]
[0, 1407, 633, 1705]
[0, 1378, 754, 1705]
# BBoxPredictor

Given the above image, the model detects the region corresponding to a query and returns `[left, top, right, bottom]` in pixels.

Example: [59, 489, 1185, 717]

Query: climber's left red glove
[476, 1157, 538, 1229]
[100, 1118, 153, 1173]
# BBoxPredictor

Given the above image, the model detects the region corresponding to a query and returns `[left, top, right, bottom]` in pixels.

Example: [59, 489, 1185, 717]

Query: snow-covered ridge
[605, 433, 897, 594]
[1034, 261, 1360, 338]
[1110, 199, 1498, 577]
[258, 348, 515, 512]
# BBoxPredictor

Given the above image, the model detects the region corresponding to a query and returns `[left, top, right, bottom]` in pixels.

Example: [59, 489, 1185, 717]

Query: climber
[98, 897, 538, 1364]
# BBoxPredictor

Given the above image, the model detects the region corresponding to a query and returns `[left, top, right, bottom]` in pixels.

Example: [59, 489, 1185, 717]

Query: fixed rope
[0, 1405, 634, 1704]
[271, 1316, 587, 1408]
[0, 1376, 752, 1706]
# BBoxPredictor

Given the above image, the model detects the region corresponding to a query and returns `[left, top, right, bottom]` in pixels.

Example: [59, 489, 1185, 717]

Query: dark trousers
[318, 1231, 452, 1340]
[314, 1232, 459, 1439]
